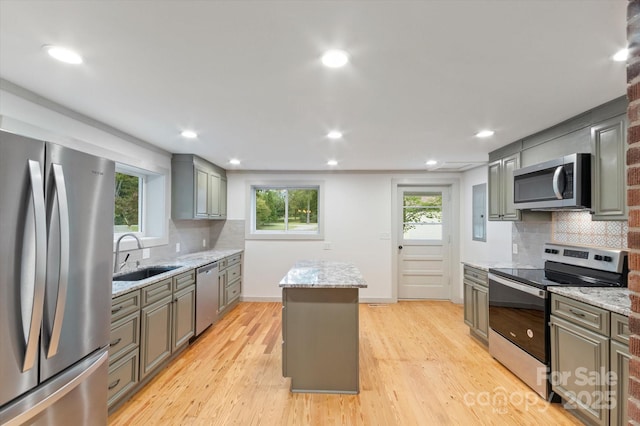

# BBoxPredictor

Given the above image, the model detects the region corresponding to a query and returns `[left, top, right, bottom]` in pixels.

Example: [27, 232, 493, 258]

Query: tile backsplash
[512, 211, 628, 267]
[552, 211, 628, 249]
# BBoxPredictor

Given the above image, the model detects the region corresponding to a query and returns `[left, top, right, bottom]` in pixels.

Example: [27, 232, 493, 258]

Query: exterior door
[397, 187, 450, 299]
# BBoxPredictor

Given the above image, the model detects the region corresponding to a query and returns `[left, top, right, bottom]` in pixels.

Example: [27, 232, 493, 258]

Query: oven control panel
[542, 243, 627, 273]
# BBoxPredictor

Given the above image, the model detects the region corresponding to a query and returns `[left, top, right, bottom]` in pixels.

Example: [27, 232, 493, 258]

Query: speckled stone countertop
[279, 260, 367, 288]
[462, 261, 539, 271]
[112, 249, 243, 297]
[548, 287, 631, 317]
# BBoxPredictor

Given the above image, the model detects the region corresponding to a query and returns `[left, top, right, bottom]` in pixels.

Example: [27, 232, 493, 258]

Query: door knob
[398, 245, 403, 250]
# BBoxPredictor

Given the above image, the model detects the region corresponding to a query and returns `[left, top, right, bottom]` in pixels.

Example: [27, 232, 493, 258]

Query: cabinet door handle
[110, 338, 122, 347]
[111, 305, 123, 314]
[569, 309, 585, 318]
[108, 379, 121, 390]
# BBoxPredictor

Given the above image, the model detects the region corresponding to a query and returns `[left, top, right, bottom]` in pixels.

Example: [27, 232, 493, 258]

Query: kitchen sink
[113, 266, 181, 281]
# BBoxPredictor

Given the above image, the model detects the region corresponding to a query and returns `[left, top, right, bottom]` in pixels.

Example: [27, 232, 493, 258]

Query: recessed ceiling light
[321, 50, 349, 68]
[229, 158, 240, 165]
[181, 130, 198, 139]
[613, 48, 629, 62]
[426, 160, 437, 166]
[475, 130, 495, 138]
[327, 160, 338, 166]
[327, 130, 343, 140]
[43, 45, 83, 64]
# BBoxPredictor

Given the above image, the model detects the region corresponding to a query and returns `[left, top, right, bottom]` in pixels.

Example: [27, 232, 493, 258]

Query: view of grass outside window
[402, 192, 443, 240]
[114, 172, 141, 234]
[255, 187, 318, 232]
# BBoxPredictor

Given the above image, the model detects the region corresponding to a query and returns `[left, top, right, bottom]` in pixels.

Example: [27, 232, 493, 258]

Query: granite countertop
[462, 261, 540, 271]
[112, 248, 243, 297]
[548, 287, 631, 317]
[279, 260, 367, 288]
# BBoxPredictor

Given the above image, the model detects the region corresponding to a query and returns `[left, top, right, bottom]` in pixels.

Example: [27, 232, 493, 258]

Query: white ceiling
[0, 1, 628, 171]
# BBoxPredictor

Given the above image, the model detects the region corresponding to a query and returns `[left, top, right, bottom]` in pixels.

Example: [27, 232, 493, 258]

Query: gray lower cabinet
[488, 153, 520, 221]
[140, 270, 196, 380]
[550, 294, 629, 426]
[462, 265, 488, 345]
[107, 290, 141, 409]
[591, 114, 627, 221]
[218, 253, 242, 316]
[140, 286, 173, 380]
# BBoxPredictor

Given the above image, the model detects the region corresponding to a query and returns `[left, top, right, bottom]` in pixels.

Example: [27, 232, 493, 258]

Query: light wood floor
[108, 301, 582, 425]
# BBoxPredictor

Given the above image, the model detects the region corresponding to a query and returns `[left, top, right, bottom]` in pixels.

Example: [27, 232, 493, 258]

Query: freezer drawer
[0, 350, 108, 426]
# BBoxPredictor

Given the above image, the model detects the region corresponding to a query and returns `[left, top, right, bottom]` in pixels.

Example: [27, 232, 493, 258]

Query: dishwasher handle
[197, 262, 219, 274]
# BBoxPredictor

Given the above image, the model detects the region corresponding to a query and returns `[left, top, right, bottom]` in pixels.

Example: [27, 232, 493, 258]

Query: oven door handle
[488, 273, 547, 299]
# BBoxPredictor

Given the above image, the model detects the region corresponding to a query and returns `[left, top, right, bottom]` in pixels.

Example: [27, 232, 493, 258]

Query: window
[402, 192, 443, 241]
[248, 183, 323, 240]
[113, 163, 168, 249]
[114, 171, 142, 234]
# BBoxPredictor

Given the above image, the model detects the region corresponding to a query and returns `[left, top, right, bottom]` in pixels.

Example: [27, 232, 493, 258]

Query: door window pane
[403, 192, 442, 241]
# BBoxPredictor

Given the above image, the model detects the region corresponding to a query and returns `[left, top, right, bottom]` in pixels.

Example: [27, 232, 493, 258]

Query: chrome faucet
[114, 233, 143, 273]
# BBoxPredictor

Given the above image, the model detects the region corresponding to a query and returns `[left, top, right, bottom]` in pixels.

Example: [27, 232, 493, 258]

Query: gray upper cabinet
[172, 154, 227, 220]
[488, 153, 520, 221]
[591, 114, 627, 221]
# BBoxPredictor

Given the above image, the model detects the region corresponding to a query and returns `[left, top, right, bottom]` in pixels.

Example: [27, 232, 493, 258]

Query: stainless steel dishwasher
[196, 262, 219, 335]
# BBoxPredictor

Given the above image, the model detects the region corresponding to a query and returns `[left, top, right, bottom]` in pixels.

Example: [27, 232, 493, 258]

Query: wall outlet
[512, 243, 518, 254]
[176, 243, 181, 253]
[142, 248, 151, 259]
[202, 239, 207, 248]
[323, 242, 332, 250]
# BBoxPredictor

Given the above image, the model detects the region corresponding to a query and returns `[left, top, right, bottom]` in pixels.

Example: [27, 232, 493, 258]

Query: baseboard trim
[240, 296, 397, 304]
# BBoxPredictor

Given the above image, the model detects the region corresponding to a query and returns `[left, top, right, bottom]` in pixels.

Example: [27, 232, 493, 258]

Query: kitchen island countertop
[279, 260, 367, 288]
[548, 286, 631, 317]
[112, 248, 243, 297]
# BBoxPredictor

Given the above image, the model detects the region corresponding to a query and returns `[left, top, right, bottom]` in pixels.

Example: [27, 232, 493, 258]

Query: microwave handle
[552, 166, 565, 200]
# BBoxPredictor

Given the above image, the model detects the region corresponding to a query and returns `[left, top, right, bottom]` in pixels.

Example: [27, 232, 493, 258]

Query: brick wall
[628, 1, 640, 423]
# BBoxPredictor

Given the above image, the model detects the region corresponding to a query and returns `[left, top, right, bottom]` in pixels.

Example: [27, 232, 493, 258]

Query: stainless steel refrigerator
[0, 130, 115, 425]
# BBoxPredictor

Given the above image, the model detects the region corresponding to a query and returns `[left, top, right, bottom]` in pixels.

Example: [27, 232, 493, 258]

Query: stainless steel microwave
[513, 153, 591, 210]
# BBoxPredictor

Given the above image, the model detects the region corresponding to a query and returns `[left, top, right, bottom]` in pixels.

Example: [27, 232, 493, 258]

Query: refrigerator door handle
[21, 160, 47, 372]
[46, 164, 70, 358]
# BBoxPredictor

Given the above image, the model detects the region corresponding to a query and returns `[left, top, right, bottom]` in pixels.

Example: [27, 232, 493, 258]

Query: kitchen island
[279, 260, 367, 394]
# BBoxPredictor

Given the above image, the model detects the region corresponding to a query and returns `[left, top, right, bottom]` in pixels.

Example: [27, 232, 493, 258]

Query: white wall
[460, 165, 512, 264]
[0, 84, 171, 172]
[227, 171, 461, 303]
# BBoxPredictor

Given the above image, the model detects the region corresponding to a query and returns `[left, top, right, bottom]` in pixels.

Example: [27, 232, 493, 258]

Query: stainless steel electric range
[488, 242, 628, 400]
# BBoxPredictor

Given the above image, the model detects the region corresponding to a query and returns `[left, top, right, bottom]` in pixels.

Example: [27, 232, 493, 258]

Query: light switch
[512, 243, 518, 254]
[176, 243, 181, 253]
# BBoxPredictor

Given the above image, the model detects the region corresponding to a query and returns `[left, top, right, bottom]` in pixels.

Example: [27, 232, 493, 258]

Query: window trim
[113, 163, 169, 251]
[246, 180, 324, 240]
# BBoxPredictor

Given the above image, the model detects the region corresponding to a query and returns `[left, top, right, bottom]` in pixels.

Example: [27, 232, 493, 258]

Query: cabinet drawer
[111, 290, 140, 322]
[109, 312, 140, 362]
[173, 269, 195, 292]
[218, 258, 228, 270]
[463, 266, 487, 287]
[226, 263, 241, 284]
[551, 294, 609, 335]
[141, 278, 172, 307]
[226, 280, 241, 303]
[611, 313, 630, 345]
[226, 253, 242, 267]
[107, 349, 139, 408]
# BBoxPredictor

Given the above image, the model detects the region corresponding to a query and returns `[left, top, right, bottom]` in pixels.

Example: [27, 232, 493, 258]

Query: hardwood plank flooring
[108, 301, 582, 425]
